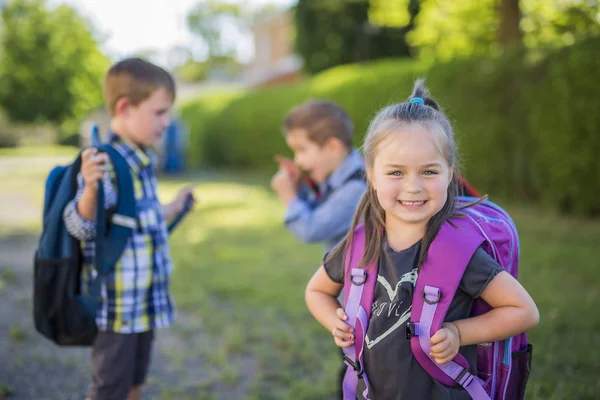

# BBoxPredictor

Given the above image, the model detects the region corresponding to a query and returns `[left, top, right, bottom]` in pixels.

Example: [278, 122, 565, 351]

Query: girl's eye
[423, 170, 438, 176]
[389, 171, 403, 177]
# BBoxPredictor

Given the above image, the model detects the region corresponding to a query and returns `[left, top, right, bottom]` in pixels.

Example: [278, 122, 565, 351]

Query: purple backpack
[342, 198, 533, 400]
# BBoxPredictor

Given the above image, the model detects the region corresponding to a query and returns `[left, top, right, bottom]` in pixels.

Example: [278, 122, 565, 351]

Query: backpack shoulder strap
[409, 216, 491, 399]
[342, 224, 378, 400]
[98, 144, 136, 266]
[344, 168, 366, 184]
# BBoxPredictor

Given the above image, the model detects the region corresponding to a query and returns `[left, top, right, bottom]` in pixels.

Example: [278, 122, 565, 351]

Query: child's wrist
[81, 187, 98, 201]
[448, 322, 462, 346]
[83, 182, 98, 194]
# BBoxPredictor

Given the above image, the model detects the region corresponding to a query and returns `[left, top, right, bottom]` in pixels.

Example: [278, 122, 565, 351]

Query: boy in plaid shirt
[63, 58, 195, 400]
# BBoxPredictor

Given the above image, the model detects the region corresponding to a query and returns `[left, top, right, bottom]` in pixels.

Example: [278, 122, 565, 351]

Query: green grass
[159, 173, 600, 399]
[1, 161, 598, 398]
[9, 325, 27, 343]
[0, 145, 78, 157]
[0, 384, 14, 399]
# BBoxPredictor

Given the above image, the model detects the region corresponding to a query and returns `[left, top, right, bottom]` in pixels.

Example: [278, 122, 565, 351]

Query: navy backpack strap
[98, 144, 136, 266]
[167, 193, 195, 233]
[87, 144, 136, 303]
[344, 168, 366, 184]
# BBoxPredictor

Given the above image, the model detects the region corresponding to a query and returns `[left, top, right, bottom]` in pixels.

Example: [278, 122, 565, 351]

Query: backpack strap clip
[406, 322, 417, 339]
[351, 268, 367, 286]
[343, 355, 364, 378]
[422, 286, 441, 305]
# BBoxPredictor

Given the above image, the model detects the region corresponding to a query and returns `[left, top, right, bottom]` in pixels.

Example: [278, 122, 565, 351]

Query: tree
[186, 0, 245, 60]
[409, 0, 600, 62]
[294, 0, 418, 74]
[498, 0, 522, 47]
[0, 0, 109, 124]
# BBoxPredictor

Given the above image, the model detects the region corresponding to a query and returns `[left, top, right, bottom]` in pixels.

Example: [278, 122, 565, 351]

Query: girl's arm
[453, 270, 539, 346]
[306, 266, 355, 346]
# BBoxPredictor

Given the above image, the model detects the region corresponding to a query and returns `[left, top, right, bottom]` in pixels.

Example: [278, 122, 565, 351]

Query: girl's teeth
[402, 201, 424, 206]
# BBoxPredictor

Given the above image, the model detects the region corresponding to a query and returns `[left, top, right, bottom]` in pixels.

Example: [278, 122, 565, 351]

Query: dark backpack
[33, 143, 136, 346]
[33, 136, 193, 346]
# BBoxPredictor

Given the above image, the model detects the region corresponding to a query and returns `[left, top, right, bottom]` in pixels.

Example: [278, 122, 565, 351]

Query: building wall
[246, 11, 303, 87]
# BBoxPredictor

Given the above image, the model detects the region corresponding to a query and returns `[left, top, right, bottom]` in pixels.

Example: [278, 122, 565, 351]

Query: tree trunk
[498, 0, 522, 48]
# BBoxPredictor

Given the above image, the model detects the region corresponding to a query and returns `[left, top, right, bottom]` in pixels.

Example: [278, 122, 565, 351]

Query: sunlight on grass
[167, 180, 600, 399]
[1, 163, 599, 398]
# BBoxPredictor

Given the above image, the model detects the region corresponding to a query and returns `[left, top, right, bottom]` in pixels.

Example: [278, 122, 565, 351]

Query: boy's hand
[172, 185, 196, 215]
[274, 154, 300, 181]
[429, 322, 461, 364]
[270, 167, 298, 204]
[81, 147, 109, 192]
[332, 308, 355, 348]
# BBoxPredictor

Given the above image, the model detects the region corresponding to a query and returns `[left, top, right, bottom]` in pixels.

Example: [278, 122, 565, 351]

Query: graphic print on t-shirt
[365, 268, 418, 350]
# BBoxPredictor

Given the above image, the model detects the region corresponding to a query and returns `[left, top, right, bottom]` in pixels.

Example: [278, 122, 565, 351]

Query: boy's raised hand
[274, 154, 300, 181]
[271, 155, 300, 204]
[81, 147, 109, 192]
[332, 307, 355, 348]
[429, 322, 461, 364]
[172, 185, 196, 215]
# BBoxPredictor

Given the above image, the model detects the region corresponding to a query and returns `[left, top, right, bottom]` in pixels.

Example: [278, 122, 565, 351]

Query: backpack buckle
[455, 368, 474, 386]
[343, 355, 364, 377]
[406, 322, 417, 339]
[422, 287, 441, 305]
[350, 269, 367, 286]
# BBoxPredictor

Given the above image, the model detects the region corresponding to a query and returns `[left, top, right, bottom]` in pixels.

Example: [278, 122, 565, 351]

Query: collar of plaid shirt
[107, 132, 157, 175]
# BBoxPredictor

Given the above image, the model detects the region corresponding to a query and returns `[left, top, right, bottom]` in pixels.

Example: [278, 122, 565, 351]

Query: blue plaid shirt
[63, 133, 174, 333]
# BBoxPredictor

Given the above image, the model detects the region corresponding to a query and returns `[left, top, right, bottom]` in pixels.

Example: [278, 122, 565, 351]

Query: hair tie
[409, 97, 425, 105]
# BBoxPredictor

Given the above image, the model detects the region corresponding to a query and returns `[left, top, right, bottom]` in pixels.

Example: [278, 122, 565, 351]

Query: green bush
[426, 50, 534, 200]
[179, 90, 244, 168]
[526, 38, 600, 215]
[181, 38, 600, 216]
[0, 108, 18, 147]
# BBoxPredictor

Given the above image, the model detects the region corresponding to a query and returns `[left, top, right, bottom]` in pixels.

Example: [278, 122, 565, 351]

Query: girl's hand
[429, 322, 461, 364]
[332, 308, 355, 348]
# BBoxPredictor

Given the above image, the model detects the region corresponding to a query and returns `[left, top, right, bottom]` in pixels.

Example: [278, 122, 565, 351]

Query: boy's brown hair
[103, 58, 176, 117]
[283, 100, 353, 149]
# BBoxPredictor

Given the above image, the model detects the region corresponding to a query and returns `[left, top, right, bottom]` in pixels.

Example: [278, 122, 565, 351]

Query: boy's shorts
[89, 330, 154, 400]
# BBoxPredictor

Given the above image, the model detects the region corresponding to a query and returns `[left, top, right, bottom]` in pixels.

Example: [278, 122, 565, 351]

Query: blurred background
[0, 0, 599, 399]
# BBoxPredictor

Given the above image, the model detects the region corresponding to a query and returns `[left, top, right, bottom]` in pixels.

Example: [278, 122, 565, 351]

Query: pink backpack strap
[409, 216, 490, 399]
[342, 224, 377, 400]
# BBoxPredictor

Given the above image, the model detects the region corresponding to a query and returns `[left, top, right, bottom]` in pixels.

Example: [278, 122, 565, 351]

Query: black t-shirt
[324, 239, 503, 400]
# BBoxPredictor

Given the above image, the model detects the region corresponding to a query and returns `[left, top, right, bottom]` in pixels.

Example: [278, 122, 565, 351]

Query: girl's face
[369, 123, 452, 230]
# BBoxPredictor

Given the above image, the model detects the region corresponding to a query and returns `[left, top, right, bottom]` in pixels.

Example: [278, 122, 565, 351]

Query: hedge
[180, 37, 600, 216]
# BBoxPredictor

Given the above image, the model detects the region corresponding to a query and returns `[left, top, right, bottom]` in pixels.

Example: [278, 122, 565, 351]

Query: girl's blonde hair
[326, 78, 466, 270]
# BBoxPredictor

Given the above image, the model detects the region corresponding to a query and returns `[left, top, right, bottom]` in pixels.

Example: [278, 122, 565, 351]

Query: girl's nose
[405, 175, 423, 194]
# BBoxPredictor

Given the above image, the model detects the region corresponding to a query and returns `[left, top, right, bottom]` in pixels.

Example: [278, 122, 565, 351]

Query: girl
[305, 80, 539, 399]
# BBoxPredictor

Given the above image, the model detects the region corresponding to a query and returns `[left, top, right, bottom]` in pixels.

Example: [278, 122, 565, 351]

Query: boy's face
[286, 129, 344, 184]
[121, 87, 173, 147]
